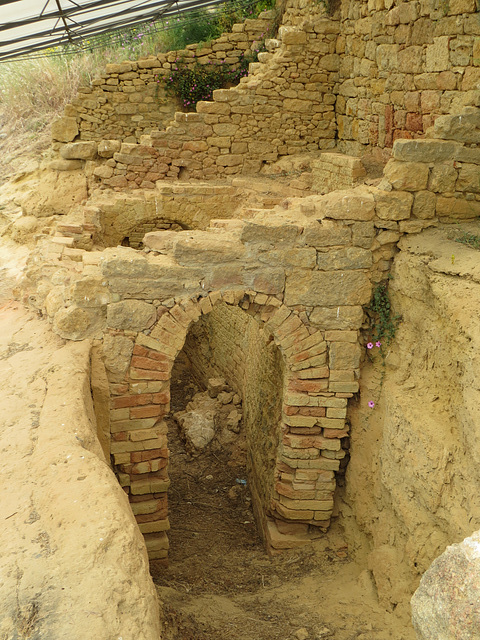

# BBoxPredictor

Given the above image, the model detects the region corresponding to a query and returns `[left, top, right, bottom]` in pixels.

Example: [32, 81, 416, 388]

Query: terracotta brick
[133, 345, 149, 357]
[288, 379, 329, 393]
[298, 407, 326, 417]
[131, 448, 169, 462]
[406, 112, 423, 132]
[289, 427, 323, 435]
[323, 429, 350, 438]
[112, 431, 128, 441]
[111, 383, 129, 395]
[275, 481, 316, 500]
[113, 393, 152, 409]
[152, 391, 170, 404]
[130, 368, 169, 381]
[130, 404, 166, 419]
[135, 506, 169, 523]
[131, 356, 169, 372]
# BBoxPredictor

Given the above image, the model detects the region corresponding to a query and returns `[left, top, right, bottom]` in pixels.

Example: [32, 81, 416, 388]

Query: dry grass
[0, 55, 100, 181]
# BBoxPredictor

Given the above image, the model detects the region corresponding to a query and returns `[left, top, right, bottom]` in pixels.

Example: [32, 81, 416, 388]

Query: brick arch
[111, 289, 347, 560]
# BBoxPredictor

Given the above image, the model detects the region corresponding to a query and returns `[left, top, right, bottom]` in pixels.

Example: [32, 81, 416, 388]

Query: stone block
[106, 62, 132, 74]
[215, 154, 243, 167]
[51, 116, 78, 142]
[93, 165, 114, 179]
[241, 221, 300, 245]
[374, 189, 414, 220]
[436, 197, 480, 220]
[173, 232, 245, 265]
[138, 519, 170, 534]
[309, 306, 364, 331]
[429, 163, 457, 193]
[412, 530, 480, 639]
[318, 187, 376, 221]
[376, 44, 399, 71]
[392, 139, 458, 163]
[60, 141, 97, 160]
[285, 271, 371, 307]
[413, 191, 436, 219]
[434, 110, 480, 144]
[303, 220, 351, 247]
[280, 29, 307, 45]
[398, 47, 424, 74]
[328, 342, 362, 370]
[383, 160, 429, 191]
[196, 101, 231, 115]
[426, 37, 450, 72]
[107, 300, 157, 331]
[316, 247, 372, 270]
[69, 277, 111, 308]
[456, 164, 480, 193]
[53, 306, 103, 341]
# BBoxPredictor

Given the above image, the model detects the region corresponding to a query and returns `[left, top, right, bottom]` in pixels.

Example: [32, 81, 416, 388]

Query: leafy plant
[367, 280, 401, 347]
[455, 231, 480, 250]
[163, 47, 262, 109]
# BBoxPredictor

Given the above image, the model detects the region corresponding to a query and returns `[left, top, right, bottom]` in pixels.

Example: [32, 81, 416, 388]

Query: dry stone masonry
[51, 11, 276, 145]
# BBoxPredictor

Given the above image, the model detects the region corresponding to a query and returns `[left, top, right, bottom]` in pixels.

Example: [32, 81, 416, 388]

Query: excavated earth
[0, 167, 417, 639]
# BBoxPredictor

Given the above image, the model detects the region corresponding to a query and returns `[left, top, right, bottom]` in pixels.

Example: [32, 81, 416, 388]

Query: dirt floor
[151, 368, 416, 640]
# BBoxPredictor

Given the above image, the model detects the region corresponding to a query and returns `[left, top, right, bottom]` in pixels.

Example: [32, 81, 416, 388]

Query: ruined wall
[343, 224, 480, 613]
[53, 12, 275, 144]
[51, 5, 340, 186]
[50, 0, 480, 187]
[183, 302, 284, 522]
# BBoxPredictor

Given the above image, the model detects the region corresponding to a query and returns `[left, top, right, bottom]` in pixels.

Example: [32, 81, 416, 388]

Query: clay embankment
[0, 303, 159, 639]
[343, 224, 480, 626]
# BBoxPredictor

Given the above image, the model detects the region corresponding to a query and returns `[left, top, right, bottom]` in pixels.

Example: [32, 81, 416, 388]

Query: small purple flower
[375, 341, 382, 348]
[367, 342, 373, 349]
[368, 401, 375, 409]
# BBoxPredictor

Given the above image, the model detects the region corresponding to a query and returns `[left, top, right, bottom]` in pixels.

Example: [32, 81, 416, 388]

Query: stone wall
[50, 0, 480, 186]
[50, 7, 340, 185]
[52, 12, 276, 144]
[334, 0, 480, 156]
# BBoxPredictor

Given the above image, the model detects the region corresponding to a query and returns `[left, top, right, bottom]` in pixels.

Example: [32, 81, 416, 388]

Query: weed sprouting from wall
[364, 279, 401, 410]
[367, 280, 401, 347]
[163, 47, 263, 109]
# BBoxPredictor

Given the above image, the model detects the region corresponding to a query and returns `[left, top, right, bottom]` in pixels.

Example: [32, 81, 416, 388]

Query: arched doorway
[109, 290, 343, 561]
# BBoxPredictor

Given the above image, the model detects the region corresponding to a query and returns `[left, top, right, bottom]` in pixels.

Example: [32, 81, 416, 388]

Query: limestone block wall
[50, 9, 340, 185]
[333, 0, 480, 156]
[64, 182, 245, 248]
[50, 0, 480, 180]
[52, 12, 276, 144]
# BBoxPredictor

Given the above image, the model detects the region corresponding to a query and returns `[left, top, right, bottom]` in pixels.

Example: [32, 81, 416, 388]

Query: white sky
[0, 0, 221, 60]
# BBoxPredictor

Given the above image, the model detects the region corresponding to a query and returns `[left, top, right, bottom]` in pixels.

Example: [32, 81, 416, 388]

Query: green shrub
[163, 51, 257, 109]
